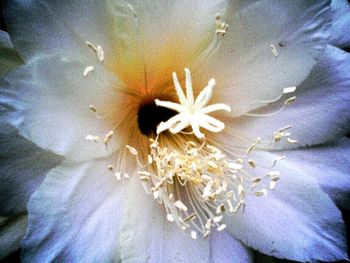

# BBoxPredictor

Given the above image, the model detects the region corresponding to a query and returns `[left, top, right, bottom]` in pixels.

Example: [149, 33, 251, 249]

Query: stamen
[83, 66, 95, 77]
[215, 13, 229, 38]
[104, 131, 114, 145]
[85, 41, 104, 62]
[270, 44, 278, 57]
[85, 134, 101, 143]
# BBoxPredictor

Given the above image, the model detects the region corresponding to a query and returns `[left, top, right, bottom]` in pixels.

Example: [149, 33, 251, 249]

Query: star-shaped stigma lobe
[155, 68, 231, 139]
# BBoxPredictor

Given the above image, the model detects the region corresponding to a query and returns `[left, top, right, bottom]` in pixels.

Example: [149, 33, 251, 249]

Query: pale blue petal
[22, 158, 126, 263]
[119, 175, 210, 263]
[3, 0, 108, 60]
[281, 138, 350, 209]
[0, 124, 63, 215]
[0, 55, 124, 162]
[225, 151, 348, 262]
[209, 231, 254, 263]
[223, 45, 350, 149]
[330, 0, 350, 48]
[198, 0, 331, 116]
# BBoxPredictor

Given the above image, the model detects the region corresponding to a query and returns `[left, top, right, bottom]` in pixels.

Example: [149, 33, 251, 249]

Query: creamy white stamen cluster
[156, 68, 231, 139]
[127, 136, 284, 239]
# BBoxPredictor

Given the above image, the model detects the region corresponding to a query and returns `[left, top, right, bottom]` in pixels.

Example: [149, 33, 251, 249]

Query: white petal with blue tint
[0, 124, 63, 215]
[119, 175, 210, 263]
[197, 0, 331, 116]
[22, 157, 127, 262]
[225, 150, 348, 262]
[3, 0, 108, 60]
[222, 45, 350, 149]
[281, 138, 350, 209]
[209, 231, 254, 263]
[330, 0, 350, 48]
[1, 55, 125, 162]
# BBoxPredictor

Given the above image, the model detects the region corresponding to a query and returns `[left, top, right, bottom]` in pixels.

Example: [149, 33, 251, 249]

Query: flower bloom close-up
[0, 0, 350, 262]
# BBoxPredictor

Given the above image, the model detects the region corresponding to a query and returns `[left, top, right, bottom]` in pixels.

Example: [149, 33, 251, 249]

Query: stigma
[155, 68, 231, 139]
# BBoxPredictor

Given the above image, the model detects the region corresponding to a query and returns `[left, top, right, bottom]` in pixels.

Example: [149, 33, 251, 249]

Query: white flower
[0, 0, 350, 262]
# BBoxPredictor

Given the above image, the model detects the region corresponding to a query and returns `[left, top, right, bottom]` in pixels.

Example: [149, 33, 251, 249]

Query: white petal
[120, 175, 210, 263]
[222, 45, 350, 149]
[0, 124, 63, 215]
[225, 151, 348, 262]
[197, 0, 331, 116]
[107, 0, 227, 91]
[1, 55, 126, 162]
[4, 0, 108, 60]
[209, 231, 254, 263]
[330, 0, 350, 48]
[22, 157, 127, 262]
[281, 138, 350, 209]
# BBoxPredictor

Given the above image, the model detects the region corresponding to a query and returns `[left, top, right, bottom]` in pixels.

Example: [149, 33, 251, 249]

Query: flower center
[137, 100, 177, 136]
[82, 38, 298, 240]
[126, 69, 287, 239]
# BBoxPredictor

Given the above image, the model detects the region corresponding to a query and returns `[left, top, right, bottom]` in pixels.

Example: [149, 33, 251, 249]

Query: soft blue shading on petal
[225, 150, 348, 262]
[0, 123, 63, 216]
[223, 45, 350, 149]
[209, 231, 254, 263]
[0, 30, 24, 75]
[281, 138, 350, 209]
[198, 0, 331, 116]
[3, 0, 108, 60]
[330, 0, 350, 48]
[0, 214, 27, 260]
[22, 158, 125, 263]
[119, 175, 210, 263]
[0, 55, 123, 162]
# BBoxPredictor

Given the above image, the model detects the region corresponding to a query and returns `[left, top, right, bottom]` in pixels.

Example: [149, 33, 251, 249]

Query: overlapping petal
[221, 45, 350, 149]
[22, 157, 126, 262]
[1, 0, 348, 262]
[209, 231, 254, 263]
[106, 0, 227, 93]
[119, 175, 210, 263]
[225, 150, 348, 262]
[3, 0, 108, 60]
[0, 55, 129, 162]
[0, 124, 63, 215]
[330, 0, 350, 48]
[281, 138, 350, 209]
[196, 0, 331, 116]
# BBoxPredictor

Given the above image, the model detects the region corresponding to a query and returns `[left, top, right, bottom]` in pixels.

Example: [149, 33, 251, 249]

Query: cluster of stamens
[126, 136, 284, 239]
